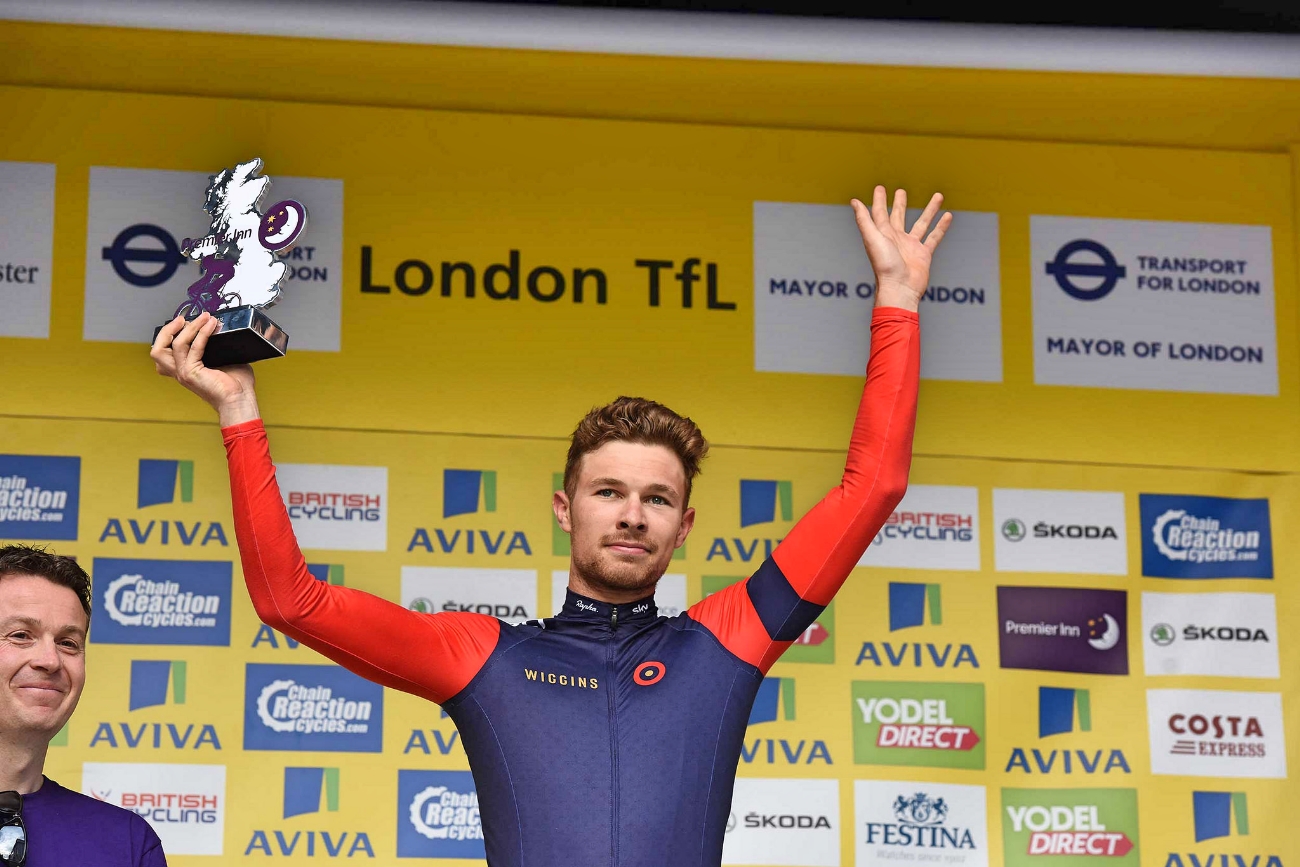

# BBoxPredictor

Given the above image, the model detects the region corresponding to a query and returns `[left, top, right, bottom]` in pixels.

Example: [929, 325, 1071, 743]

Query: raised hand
[851, 186, 953, 313]
[150, 313, 261, 427]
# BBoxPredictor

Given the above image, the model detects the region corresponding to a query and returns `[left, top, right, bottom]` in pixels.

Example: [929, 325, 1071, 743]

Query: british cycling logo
[859, 485, 980, 572]
[851, 681, 985, 770]
[244, 664, 384, 753]
[90, 558, 232, 646]
[855, 780, 988, 866]
[1001, 788, 1138, 864]
[0, 454, 80, 541]
[277, 463, 388, 552]
[82, 761, 226, 857]
[997, 586, 1128, 676]
[243, 766, 375, 857]
[1140, 494, 1272, 579]
[397, 770, 484, 859]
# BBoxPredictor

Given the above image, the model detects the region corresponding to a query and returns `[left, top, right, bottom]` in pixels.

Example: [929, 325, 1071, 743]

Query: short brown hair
[0, 544, 92, 619]
[564, 397, 709, 504]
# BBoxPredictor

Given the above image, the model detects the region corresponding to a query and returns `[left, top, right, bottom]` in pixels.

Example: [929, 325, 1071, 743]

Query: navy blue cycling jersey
[223, 308, 919, 866]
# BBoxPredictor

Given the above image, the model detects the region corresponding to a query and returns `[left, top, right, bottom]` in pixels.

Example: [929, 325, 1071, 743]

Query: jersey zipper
[607, 607, 620, 866]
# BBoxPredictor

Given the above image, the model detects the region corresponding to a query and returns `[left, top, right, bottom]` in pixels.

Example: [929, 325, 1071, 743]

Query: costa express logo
[852, 681, 985, 770]
[90, 558, 231, 647]
[742, 677, 831, 765]
[706, 479, 794, 563]
[1002, 788, 1139, 864]
[89, 660, 221, 751]
[99, 459, 229, 548]
[1141, 494, 1272, 579]
[1005, 687, 1131, 776]
[244, 664, 384, 753]
[1148, 689, 1285, 777]
[244, 767, 375, 858]
[1167, 792, 1282, 867]
[408, 468, 532, 557]
[998, 586, 1128, 676]
[397, 770, 484, 859]
[0, 454, 80, 541]
[705, 575, 834, 663]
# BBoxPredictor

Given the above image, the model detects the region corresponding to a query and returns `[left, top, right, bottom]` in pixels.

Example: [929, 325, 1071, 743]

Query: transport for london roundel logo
[633, 661, 666, 686]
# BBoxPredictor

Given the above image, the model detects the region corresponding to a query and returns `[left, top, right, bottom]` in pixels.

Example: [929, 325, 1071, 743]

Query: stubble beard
[570, 522, 665, 598]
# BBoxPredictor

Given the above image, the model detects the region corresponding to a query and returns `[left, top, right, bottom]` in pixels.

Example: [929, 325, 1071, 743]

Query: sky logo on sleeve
[749, 677, 796, 725]
[283, 767, 340, 819]
[740, 480, 793, 527]
[137, 459, 193, 508]
[1193, 792, 1248, 842]
[443, 469, 496, 518]
[1039, 687, 1091, 738]
[0, 454, 80, 541]
[129, 660, 187, 711]
[889, 582, 943, 631]
[307, 563, 345, 585]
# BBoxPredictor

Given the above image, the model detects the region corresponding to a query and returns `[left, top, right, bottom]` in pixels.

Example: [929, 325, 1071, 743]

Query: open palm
[851, 186, 953, 311]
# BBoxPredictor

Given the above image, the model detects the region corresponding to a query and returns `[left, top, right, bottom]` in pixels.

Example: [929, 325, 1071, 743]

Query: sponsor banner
[89, 558, 232, 646]
[723, 777, 839, 867]
[552, 570, 685, 618]
[859, 485, 980, 571]
[1139, 494, 1272, 579]
[851, 681, 985, 770]
[993, 489, 1127, 575]
[1147, 689, 1286, 779]
[855, 780, 989, 867]
[82, 761, 226, 856]
[396, 769, 484, 859]
[0, 454, 80, 541]
[1001, 788, 1139, 864]
[1143, 592, 1279, 679]
[0, 161, 55, 338]
[753, 203, 1001, 381]
[1030, 216, 1277, 395]
[83, 166, 343, 350]
[244, 663, 384, 753]
[277, 463, 388, 552]
[403, 566, 538, 625]
[998, 587, 1128, 676]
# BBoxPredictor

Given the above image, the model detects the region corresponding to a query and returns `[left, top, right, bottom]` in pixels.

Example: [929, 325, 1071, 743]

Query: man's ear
[674, 506, 695, 549]
[553, 490, 573, 533]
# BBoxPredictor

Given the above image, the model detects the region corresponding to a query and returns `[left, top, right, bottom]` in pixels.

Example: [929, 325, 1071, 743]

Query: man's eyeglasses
[0, 791, 25, 867]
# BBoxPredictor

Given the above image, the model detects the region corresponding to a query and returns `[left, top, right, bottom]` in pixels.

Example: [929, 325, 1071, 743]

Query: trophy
[152, 158, 307, 367]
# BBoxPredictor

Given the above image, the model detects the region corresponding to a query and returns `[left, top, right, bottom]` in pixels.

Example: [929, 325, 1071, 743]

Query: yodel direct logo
[244, 664, 383, 753]
[1002, 788, 1139, 864]
[91, 559, 232, 647]
[1140, 494, 1272, 579]
[0, 454, 80, 541]
[852, 681, 985, 770]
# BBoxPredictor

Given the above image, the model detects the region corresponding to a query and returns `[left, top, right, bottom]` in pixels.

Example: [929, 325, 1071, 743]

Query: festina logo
[865, 793, 977, 849]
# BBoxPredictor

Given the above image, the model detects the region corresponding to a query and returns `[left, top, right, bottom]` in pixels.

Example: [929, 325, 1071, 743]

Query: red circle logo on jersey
[633, 661, 666, 686]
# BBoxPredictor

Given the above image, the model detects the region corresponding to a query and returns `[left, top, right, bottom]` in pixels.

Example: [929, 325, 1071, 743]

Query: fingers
[188, 315, 221, 370]
[150, 315, 185, 375]
[923, 211, 955, 252]
[851, 197, 884, 244]
[870, 185, 890, 232]
[909, 192, 944, 238]
[169, 313, 207, 378]
[890, 188, 907, 232]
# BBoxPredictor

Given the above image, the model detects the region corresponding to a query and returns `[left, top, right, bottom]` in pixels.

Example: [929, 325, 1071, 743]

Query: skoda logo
[1150, 623, 1176, 646]
[1046, 239, 1127, 301]
[408, 597, 434, 614]
[101, 223, 187, 287]
[1001, 518, 1026, 542]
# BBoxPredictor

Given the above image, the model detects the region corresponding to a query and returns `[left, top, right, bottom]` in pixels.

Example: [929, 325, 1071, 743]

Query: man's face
[0, 574, 87, 744]
[554, 441, 695, 599]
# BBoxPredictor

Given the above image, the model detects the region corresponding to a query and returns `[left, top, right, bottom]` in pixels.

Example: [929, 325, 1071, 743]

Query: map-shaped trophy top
[174, 157, 307, 320]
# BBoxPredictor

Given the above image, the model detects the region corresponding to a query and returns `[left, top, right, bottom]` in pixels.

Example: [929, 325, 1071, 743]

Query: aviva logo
[307, 563, 345, 585]
[443, 469, 496, 518]
[740, 480, 793, 527]
[129, 660, 186, 711]
[137, 459, 194, 508]
[1039, 686, 1092, 738]
[284, 767, 340, 819]
[1193, 791, 1249, 842]
[888, 582, 943, 631]
[749, 677, 796, 725]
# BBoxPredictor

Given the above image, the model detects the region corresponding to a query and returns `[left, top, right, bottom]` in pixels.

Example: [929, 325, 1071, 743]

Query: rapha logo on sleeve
[1142, 592, 1278, 679]
[722, 777, 839, 867]
[855, 780, 989, 867]
[997, 587, 1129, 676]
[0, 454, 80, 541]
[277, 463, 388, 552]
[90, 558, 232, 646]
[397, 770, 484, 858]
[82, 761, 226, 856]
[993, 489, 1127, 575]
[753, 202, 1002, 381]
[0, 161, 55, 338]
[1139, 494, 1272, 579]
[1147, 689, 1286, 779]
[84, 166, 342, 350]
[1031, 216, 1276, 395]
[243, 663, 384, 753]
[402, 566, 538, 624]
[858, 485, 980, 571]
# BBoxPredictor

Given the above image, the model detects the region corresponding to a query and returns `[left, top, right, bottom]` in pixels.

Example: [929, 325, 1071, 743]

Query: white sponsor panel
[1031, 216, 1276, 395]
[859, 484, 980, 571]
[993, 488, 1127, 575]
[1143, 592, 1279, 679]
[722, 777, 839, 867]
[1147, 689, 1286, 779]
[551, 570, 685, 617]
[84, 166, 343, 350]
[403, 566, 538, 625]
[855, 779, 989, 867]
[0, 161, 55, 338]
[82, 762, 226, 856]
[277, 463, 388, 551]
[753, 203, 1001, 381]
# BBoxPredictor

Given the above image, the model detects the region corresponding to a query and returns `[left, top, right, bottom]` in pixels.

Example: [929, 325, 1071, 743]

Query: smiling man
[151, 186, 950, 867]
[0, 545, 166, 867]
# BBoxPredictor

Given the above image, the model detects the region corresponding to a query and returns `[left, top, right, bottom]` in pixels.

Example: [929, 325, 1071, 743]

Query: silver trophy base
[153, 306, 289, 368]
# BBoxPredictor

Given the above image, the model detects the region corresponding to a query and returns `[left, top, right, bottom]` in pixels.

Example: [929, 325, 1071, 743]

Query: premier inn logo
[524, 669, 599, 690]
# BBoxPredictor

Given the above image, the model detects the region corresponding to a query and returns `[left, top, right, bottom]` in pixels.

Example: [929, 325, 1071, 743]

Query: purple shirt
[23, 777, 165, 867]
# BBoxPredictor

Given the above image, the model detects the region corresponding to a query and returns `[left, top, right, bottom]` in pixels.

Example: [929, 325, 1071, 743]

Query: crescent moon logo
[259, 199, 308, 252]
[1087, 613, 1121, 651]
